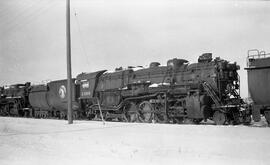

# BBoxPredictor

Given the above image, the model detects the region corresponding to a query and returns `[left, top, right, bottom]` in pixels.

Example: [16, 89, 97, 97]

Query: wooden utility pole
[66, 0, 73, 124]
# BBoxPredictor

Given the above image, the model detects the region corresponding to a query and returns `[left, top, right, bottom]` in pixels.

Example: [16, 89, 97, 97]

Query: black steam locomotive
[0, 53, 251, 125]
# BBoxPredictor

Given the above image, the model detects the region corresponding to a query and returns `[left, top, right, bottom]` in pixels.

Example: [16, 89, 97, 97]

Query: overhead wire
[0, 1, 30, 20]
[2, 0, 57, 29]
[1, 0, 58, 36]
[0, 0, 29, 18]
[0, 0, 44, 27]
[2, 0, 93, 76]
[0, 0, 46, 25]
[1, 0, 59, 78]
[72, 7, 92, 68]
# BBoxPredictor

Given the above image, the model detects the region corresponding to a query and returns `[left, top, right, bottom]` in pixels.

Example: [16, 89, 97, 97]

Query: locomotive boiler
[77, 53, 250, 125]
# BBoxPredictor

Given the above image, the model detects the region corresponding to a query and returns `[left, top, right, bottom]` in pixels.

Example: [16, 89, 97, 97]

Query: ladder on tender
[202, 82, 222, 107]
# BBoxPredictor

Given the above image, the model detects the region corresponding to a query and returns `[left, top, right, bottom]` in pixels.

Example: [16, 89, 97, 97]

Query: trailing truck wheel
[243, 115, 251, 125]
[124, 102, 139, 122]
[264, 111, 270, 126]
[127, 112, 138, 122]
[138, 101, 153, 123]
[87, 114, 96, 120]
[213, 111, 226, 125]
[193, 119, 203, 124]
[155, 113, 168, 123]
[173, 117, 184, 124]
[154, 104, 168, 123]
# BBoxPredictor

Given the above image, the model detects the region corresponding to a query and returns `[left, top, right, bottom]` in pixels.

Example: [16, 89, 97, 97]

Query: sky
[0, 0, 269, 97]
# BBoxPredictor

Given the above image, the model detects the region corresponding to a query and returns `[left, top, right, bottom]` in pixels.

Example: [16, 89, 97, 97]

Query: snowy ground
[0, 117, 269, 165]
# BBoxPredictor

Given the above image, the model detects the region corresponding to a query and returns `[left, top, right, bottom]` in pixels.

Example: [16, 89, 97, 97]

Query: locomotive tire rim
[154, 104, 168, 123]
[138, 101, 153, 123]
[213, 111, 226, 125]
[123, 102, 139, 122]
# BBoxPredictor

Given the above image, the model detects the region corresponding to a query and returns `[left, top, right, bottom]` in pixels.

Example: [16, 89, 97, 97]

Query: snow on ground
[0, 117, 269, 165]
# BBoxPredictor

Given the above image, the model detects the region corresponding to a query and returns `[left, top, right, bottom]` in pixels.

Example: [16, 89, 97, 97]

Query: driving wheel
[138, 101, 153, 123]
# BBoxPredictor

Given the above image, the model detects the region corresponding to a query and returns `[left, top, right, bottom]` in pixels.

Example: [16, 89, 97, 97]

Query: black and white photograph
[0, 0, 270, 165]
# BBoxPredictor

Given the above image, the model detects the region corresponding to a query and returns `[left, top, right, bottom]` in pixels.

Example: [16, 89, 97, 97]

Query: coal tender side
[29, 79, 80, 119]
